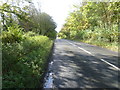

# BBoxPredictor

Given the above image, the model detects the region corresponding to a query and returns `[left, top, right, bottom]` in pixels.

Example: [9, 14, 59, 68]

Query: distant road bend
[45, 39, 119, 88]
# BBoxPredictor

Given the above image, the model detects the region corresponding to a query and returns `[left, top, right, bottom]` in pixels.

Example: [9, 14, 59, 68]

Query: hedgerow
[2, 28, 53, 88]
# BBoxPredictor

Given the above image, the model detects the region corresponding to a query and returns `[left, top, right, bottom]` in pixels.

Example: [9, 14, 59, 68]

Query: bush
[58, 32, 67, 39]
[2, 25, 24, 44]
[75, 30, 85, 40]
[46, 30, 57, 39]
[70, 30, 77, 39]
[23, 31, 38, 37]
[2, 35, 53, 88]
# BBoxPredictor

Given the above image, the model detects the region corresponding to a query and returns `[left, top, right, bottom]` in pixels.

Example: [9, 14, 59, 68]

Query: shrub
[2, 25, 24, 44]
[2, 35, 53, 88]
[23, 31, 38, 37]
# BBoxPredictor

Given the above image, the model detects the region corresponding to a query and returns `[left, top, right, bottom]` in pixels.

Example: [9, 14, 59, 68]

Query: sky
[33, 0, 82, 32]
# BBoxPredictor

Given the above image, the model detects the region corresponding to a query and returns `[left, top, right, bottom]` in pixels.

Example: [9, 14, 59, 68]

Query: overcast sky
[33, 0, 82, 32]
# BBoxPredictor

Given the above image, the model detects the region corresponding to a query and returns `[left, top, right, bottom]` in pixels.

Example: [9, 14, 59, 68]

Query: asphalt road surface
[46, 39, 119, 88]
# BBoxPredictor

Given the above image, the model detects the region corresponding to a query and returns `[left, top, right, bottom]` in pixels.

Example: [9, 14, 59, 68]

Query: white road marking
[77, 47, 94, 56]
[68, 42, 94, 56]
[100, 59, 120, 71]
[67, 41, 120, 71]
[69, 42, 77, 47]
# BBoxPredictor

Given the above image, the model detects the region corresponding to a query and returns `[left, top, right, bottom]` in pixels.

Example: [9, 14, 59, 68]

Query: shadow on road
[53, 49, 119, 88]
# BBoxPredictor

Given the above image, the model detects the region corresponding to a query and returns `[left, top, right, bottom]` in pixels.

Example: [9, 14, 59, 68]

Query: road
[45, 39, 119, 88]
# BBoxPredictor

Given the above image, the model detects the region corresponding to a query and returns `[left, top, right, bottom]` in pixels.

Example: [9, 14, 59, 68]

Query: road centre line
[67, 41, 120, 71]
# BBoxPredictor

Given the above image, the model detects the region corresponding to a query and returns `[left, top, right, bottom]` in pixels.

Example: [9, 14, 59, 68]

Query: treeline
[1, 2, 57, 39]
[58, 2, 119, 51]
[0, 0, 56, 88]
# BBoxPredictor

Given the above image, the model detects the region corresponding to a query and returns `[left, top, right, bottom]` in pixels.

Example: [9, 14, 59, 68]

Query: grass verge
[69, 39, 118, 52]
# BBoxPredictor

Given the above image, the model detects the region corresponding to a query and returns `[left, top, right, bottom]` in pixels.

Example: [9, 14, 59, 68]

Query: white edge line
[68, 42, 94, 56]
[67, 41, 120, 71]
[77, 47, 93, 56]
[100, 59, 120, 71]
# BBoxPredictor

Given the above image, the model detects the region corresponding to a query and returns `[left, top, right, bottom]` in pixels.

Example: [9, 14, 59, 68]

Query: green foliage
[59, 2, 119, 51]
[58, 32, 67, 39]
[2, 25, 24, 43]
[24, 31, 38, 37]
[0, 3, 30, 30]
[2, 34, 53, 88]
[46, 30, 57, 39]
[32, 12, 57, 35]
[1, 1, 56, 88]
[0, 3, 57, 39]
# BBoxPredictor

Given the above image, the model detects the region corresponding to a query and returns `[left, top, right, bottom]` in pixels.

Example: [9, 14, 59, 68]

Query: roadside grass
[74, 39, 118, 52]
[2, 30, 53, 88]
[67, 38, 118, 52]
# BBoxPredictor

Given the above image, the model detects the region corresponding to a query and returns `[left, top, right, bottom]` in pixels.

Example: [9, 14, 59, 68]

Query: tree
[59, 2, 119, 43]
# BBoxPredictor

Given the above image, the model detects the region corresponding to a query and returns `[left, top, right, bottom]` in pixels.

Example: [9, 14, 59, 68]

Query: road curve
[51, 39, 119, 88]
